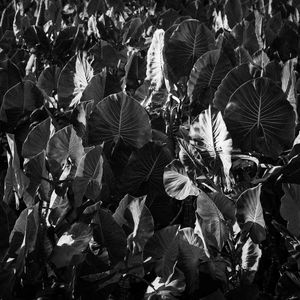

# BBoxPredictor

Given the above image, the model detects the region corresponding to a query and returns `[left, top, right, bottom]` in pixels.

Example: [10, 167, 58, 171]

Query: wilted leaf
[88, 92, 152, 149]
[163, 159, 199, 200]
[73, 145, 104, 207]
[236, 184, 266, 243]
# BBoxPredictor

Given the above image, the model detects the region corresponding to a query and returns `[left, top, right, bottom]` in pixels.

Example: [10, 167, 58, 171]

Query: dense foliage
[1, 0, 300, 299]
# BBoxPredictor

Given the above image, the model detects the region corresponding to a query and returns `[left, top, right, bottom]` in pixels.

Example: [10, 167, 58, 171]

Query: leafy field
[1, 0, 300, 299]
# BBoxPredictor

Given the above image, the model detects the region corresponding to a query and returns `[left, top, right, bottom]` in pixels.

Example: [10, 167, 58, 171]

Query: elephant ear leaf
[280, 183, 300, 238]
[57, 53, 94, 108]
[88, 92, 152, 149]
[73, 145, 104, 207]
[224, 77, 295, 158]
[236, 184, 266, 243]
[146, 29, 166, 92]
[164, 19, 215, 81]
[163, 159, 199, 200]
[190, 105, 233, 190]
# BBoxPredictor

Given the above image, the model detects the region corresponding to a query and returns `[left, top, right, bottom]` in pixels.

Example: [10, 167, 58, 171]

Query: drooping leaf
[146, 29, 166, 92]
[113, 194, 132, 227]
[88, 92, 152, 149]
[196, 190, 229, 251]
[73, 145, 104, 207]
[236, 184, 266, 243]
[177, 227, 207, 293]
[0, 80, 44, 131]
[280, 183, 300, 237]
[51, 222, 92, 268]
[241, 237, 262, 274]
[190, 106, 232, 188]
[164, 19, 215, 81]
[224, 77, 295, 158]
[163, 159, 199, 200]
[127, 196, 154, 254]
[22, 117, 54, 158]
[188, 48, 234, 113]
[213, 63, 253, 113]
[144, 225, 180, 280]
[57, 53, 94, 108]
[119, 142, 173, 197]
[46, 125, 85, 176]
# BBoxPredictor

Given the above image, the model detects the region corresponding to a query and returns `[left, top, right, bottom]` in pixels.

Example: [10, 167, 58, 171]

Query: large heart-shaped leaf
[46, 125, 85, 176]
[280, 183, 300, 237]
[0, 80, 44, 131]
[119, 142, 173, 197]
[190, 106, 232, 188]
[163, 159, 199, 200]
[236, 184, 266, 243]
[144, 225, 180, 280]
[22, 117, 54, 158]
[224, 77, 295, 157]
[57, 53, 94, 108]
[188, 49, 234, 112]
[88, 92, 152, 149]
[146, 29, 166, 92]
[196, 190, 229, 251]
[73, 145, 104, 207]
[213, 63, 253, 113]
[164, 19, 215, 81]
[51, 222, 92, 268]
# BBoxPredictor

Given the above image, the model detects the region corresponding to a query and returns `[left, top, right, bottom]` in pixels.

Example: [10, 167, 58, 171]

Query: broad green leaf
[127, 196, 154, 254]
[190, 106, 232, 188]
[119, 142, 173, 197]
[73, 145, 104, 207]
[46, 125, 84, 176]
[22, 117, 54, 158]
[163, 159, 199, 200]
[280, 183, 300, 237]
[0, 80, 44, 131]
[188, 49, 234, 112]
[37, 65, 61, 97]
[51, 222, 92, 268]
[88, 92, 152, 149]
[144, 225, 179, 280]
[196, 190, 229, 251]
[236, 184, 266, 243]
[213, 63, 253, 113]
[224, 77, 295, 158]
[57, 53, 94, 108]
[0, 59, 21, 108]
[164, 19, 215, 81]
[146, 29, 166, 91]
[177, 227, 207, 293]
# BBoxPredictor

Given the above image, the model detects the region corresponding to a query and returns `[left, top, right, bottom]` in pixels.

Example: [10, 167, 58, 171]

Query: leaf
[22, 117, 54, 158]
[281, 154, 300, 184]
[225, 0, 242, 28]
[81, 72, 106, 105]
[113, 194, 132, 227]
[37, 65, 61, 97]
[177, 227, 207, 293]
[224, 77, 295, 158]
[213, 63, 253, 113]
[73, 145, 104, 207]
[196, 190, 229, 251]
[57, 53, 94, 108]
[146, 29, 165, 92]
[51, 222, 92, 268]
[280, 183, 300, 237]
[127, 196, 154, 254]
[0, 80, 44, 131]
[164, 19, 215, 81]
[236, 184, 266, 243]
[210, 192, 236, 222]
[163, 159, 199, 200]
[188, 49, 234, 112]
[190, 106, 232, 188]
[0, 59, 21, 108]
[119, 142, 173, 197]
[241, 238, 262, 272]
[144, 225, 179, 280]
[88, 92, 152, 149]
[46, 125, 85, 176]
